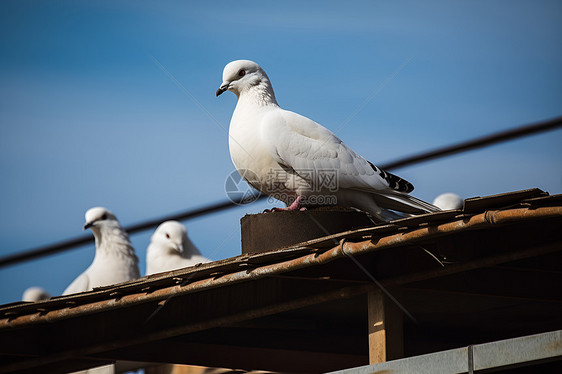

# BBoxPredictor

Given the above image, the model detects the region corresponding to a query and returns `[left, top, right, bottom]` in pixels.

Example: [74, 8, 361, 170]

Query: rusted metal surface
[0, 190, 561, 373]
[341, 205, 562, 258]
[0, 203, 560, 329]
[462, 188, 547, 213]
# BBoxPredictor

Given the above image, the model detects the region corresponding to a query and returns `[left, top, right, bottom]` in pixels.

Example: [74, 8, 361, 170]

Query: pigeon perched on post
[63, 207, 140, 295]
[216, 60, 440, 221]
[146, 221, 210, 275]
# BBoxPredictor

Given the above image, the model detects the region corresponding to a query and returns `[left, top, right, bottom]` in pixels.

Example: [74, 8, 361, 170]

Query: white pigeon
[433, 192, 463, 210]
[63, 207, 140, 295]
[216, 60, 440, 221]
[22, 287, 51, 302]
[146, 221, 210, 275]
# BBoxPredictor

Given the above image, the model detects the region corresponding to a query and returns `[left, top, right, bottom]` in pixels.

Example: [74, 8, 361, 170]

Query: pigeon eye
[165, 233, 170, 239]
[238, 70, 246, 77]
[101, 214, 107, 220]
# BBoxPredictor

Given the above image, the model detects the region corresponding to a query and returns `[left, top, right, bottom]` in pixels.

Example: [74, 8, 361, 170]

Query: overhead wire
[0, 116, 560, 269]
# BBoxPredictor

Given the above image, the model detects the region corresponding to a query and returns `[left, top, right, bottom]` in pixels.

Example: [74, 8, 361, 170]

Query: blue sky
[0, 0, 561, 304]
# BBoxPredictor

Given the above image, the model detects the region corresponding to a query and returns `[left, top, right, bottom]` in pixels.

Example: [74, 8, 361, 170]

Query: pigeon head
[83, 207, 119, 231]
[216, 60, 272, 98]
[432, 193, 464, 210]
[22, 287, 51, 302]
[151, 221, 188, 254]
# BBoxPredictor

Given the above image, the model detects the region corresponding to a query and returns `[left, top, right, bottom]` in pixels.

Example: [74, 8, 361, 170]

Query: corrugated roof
[1, 189, 558, 320]
[0, 188, 561, 373]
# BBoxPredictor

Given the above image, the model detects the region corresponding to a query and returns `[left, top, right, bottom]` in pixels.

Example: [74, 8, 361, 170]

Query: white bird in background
[146, 221, 210, 275]
[216, 60, 440, 221]
[22, 286, 51, 302]
[63, 207, 140, 295]
[433, 192, 464, 210]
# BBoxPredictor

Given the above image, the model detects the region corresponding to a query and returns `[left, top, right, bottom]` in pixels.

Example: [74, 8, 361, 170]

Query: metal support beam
[329, 330, 562, 374]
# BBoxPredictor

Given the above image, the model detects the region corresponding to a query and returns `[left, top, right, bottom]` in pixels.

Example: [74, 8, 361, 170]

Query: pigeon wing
[260, 109, 401, 193]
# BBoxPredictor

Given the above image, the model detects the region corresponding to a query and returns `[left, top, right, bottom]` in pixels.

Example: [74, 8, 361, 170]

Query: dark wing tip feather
[369, 161, 414, 193]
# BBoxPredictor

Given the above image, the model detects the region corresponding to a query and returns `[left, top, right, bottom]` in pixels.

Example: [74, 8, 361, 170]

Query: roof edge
[1, 205, 560, 329]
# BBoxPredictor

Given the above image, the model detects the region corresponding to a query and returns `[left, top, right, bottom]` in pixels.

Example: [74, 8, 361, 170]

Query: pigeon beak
[176, 244, 184, 254]
[216, 83, 229, 97]
[83, 222, 93, 231]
